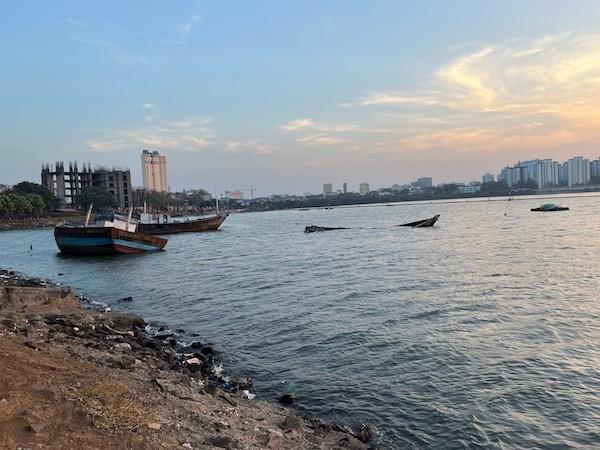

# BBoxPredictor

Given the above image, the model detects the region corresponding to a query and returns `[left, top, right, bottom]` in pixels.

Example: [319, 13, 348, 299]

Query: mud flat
[0, 269, 371, 449]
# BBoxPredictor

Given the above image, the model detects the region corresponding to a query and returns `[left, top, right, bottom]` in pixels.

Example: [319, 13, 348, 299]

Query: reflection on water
[2, 194, 600, 448]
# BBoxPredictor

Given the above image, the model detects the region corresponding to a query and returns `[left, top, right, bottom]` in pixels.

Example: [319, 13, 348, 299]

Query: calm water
[2, 195, 600, 448]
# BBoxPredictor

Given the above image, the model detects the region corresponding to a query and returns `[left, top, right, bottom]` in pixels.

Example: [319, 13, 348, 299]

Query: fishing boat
[54, 206, 167, 255]
[136, 212, 228, 235]
[531, 204, 569, 212]
[398, 215, 440, 228]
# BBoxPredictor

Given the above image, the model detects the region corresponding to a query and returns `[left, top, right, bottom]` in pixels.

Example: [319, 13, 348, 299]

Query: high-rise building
[481, 173, 495, 183]
[141, 150, 168, 192]
[342, 182, 347, 194]
[566, 156, 590, 186]
[590, 158, 600, 179]
[359, 182, 370, 195]
[499, 166, 522, 187]
[41, 162, 132, 209]
[323, 183, 333, 195]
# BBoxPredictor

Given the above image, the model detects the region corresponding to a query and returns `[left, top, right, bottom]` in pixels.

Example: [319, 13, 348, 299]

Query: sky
[3, 1, 600, 195]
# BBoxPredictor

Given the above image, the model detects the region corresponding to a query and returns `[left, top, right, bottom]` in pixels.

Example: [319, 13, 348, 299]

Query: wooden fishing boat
[398, 214, 440, 228]
[55, 226, 167, 255]
[136, 213, 228, 235]
[54, 206, 167, 255]
[531, 203, 569, 212]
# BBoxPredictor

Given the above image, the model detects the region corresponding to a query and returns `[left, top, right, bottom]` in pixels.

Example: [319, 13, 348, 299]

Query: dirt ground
[0, 279, 370, 450]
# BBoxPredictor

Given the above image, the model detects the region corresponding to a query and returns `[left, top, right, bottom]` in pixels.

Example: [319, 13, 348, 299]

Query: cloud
[142, 103, 156, 109]
[160, 14, 202, 44]
[224, 140, 274, 155]
[347, 32, 600, 153]
[297, 134, 346, 146]
[65, 18, 87, 28]
[87, 116, 214, 152]
[68, 34, 148, 64]
[280, 118, 317, 131]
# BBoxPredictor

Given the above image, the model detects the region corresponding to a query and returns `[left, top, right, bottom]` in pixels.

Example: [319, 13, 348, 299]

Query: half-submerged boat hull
[54, 226, 167, 255]
[136, 213, 228, 235]
[531, 204, 569, 212]
[398, 215, 440, 228]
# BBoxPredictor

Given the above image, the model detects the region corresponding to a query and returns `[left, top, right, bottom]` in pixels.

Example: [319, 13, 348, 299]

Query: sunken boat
[398, 214, 440, 228]
[136, 212, 228, 235]
[54, 207, 167, 255]
[304, 225, 348, 233]
[531, 204, 569, 212]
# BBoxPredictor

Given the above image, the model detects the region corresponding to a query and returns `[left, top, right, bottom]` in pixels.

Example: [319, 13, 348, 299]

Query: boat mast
[84, 203, 94, 226]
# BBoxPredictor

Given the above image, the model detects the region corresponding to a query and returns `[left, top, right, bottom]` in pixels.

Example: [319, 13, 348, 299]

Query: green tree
[11, 181, 59, 210]
[26, 194, 45, 213]
[78, 187, 118, 210]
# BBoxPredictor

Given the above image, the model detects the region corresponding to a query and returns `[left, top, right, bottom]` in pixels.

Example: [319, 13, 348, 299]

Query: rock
[207, 435, 234, 449]
[184, 357, 202, 373]
[255, 432, 270, 446]
[279, 393, 296, 405]
[357, 423, 374, 443]
[182, 443, 193, 449]
[335, 435, 365, 449]
[118, 355, 136, 369]
[119, 296, 133, 303]
[27, 421, 44, 434]
[284, 413, 303, 432]
[113, 342, 132, 352]
[147, 422, 162, 430]
[23, 341, 40, 351]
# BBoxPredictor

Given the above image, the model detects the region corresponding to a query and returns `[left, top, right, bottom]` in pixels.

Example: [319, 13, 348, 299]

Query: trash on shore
[242, 389, 256, 400]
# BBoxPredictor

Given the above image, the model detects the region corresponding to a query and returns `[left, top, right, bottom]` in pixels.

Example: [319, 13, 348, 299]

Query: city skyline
[4, 2, 600, 194]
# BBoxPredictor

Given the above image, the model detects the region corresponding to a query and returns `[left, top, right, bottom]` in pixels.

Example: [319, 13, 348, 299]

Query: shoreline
[0, 215, 84, 231]
[0, 269, 372, 449]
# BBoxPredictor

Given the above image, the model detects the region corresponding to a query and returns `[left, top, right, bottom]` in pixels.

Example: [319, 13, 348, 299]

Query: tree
[480, 181, 510, 194]
[78, 187, 118, 210]
[11, 181, 59, 210]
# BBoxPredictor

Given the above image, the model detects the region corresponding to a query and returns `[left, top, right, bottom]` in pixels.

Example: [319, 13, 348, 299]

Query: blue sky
[3, 1, 600, 194]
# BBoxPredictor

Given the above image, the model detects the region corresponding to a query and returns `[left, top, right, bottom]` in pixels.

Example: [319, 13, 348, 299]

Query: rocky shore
[0, 215, 84, 231]
[0, 269, 371, 449]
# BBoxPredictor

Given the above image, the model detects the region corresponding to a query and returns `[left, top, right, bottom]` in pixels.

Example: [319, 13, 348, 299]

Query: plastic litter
[242, 390, 256, 400]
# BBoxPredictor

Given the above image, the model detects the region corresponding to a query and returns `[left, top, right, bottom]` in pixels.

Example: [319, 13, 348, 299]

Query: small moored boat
[54, 206, 167, 255]
[398, 215, 440, 228]
[136, 212, 228, 235]
[531, 204, 569, 212]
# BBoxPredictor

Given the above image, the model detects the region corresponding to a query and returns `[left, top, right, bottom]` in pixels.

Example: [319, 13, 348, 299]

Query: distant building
[499, 166, 522, 187]
[141, 150, 168, 192]
[591, 158, 600, 179]
[359, 182, 370, 195]
[323, 183, 333, 195]
[342, 182, 347, 194]
[93, 168, 133, 209]
[224, 190, 244, 200]
[458, 184, 481, 194]
[481, 173, 495, 183]
[41, 162, 132, 209]
[566, 156, 590, 186]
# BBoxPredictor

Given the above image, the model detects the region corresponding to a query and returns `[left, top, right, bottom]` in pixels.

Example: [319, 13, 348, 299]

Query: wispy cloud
[65, 18, 87, 29]
[142, 103, 156, 110]
[87, 116, 214, 152]
[224, 140, 274, 155]
[68, 34, 148, 64]
[280, 118, 356, 133]
[160, 14, 202, 45]
[344, 32, 600, 153]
